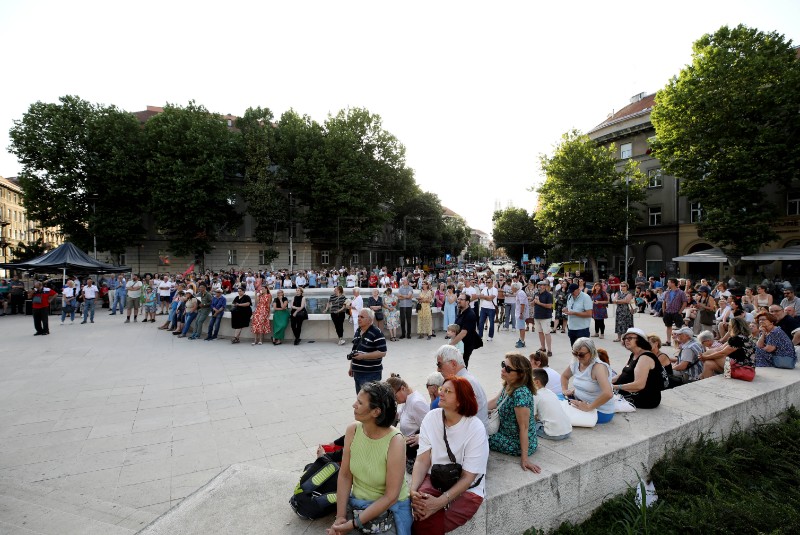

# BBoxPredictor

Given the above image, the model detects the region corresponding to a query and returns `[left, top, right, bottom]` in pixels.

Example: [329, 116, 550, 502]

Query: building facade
[588, 92, 800, 283]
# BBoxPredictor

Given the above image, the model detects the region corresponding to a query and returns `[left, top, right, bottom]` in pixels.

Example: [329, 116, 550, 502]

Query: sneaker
[80, 320, 87, 324]
[488, 337, 493, 342]
[515, 340, 526, 348]
[61, 321, 64, 325]
[338, 338, 345, 346]
[133, 318, 138, 322]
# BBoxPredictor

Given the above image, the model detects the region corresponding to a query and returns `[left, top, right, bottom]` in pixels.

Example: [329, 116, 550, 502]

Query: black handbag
[429, 412, 461, 492]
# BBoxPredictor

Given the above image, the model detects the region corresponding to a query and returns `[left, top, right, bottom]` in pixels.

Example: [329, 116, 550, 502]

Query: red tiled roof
[589, 93, 655, 133]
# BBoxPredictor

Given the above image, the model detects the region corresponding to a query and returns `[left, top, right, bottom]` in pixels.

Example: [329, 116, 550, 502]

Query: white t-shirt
[295, 275, 307, 287]
[456, 368, 488, 432]
[398, 390, 430, 437]
[534, 387, 572, 437]
[351, 295, 363, 317]
[463, 286, 478, 304]
[346, 274, 357, 288]
[417, 409, 489, 498]
[126, 280, 143, 299]
[380, 276, 392, 288]
[82, 284, 99, 299]
[159, 280, 172, 297]
[543, 367, 563, 396]
[479, 287, 498, 310]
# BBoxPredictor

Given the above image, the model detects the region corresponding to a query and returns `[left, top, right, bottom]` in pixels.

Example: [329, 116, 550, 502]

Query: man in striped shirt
[349, 309, 387, 394]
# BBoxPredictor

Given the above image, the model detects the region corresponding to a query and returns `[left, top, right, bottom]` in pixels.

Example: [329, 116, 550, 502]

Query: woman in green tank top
[328, 381, 412, 535]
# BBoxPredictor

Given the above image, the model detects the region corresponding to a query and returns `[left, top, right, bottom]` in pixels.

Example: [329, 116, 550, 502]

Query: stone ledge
[139, 367, 800, 535]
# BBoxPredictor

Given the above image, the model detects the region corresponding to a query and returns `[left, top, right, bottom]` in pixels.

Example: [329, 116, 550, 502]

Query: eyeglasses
[572, 350, 590, 358]
[426, 383, 439, 388]
[622, 335, 637, 341]
[500, 361, 520, 373]
[438, 387, 454, 395]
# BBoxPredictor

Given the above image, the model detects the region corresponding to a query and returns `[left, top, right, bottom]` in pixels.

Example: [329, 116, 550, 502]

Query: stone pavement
[0, 307, 666, 533]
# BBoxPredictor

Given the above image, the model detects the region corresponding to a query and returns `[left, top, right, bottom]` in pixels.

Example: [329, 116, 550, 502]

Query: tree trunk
[589, 256, 600, 282]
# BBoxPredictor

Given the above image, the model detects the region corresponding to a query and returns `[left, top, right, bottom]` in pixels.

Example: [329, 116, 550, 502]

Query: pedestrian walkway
[0, 308, 664, 533]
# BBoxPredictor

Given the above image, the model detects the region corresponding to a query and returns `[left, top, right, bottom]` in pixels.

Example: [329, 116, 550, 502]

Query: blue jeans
[504, 303, 516, 329]
[168, 300, 178, 325]
[348, 495, 412, 535]
[61, 299, 76, 322]
[353, 371, 382, 394]
[82, 298, 96, 321]
[535, 421, 570, 441]
[568, 327, 590, 347]
[112, 291, 126, 314]
[181, 312, 197, 335]
[478, 307, 496, 338]
[207, 313, 223, 339]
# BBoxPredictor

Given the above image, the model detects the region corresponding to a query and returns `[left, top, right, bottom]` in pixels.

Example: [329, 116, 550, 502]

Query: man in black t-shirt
[451, 294, 479, 367]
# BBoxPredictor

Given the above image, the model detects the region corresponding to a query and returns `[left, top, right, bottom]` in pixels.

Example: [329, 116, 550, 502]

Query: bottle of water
[723, 357, 731, 378]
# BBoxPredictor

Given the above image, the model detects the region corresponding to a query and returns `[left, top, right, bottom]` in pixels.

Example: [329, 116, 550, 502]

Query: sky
[1, 1, 799, 235]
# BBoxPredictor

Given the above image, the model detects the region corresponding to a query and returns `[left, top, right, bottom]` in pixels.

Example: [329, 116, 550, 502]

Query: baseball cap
[567, 283, 579, 293]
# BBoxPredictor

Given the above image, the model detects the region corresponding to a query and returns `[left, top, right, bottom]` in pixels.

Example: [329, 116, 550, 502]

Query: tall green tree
[651, 24, 800, 257]
[441, 216, 471, 263]
[237, 106, 282, 264]
[144, 102, 242, 257]
[537, 130, 645, 280]
[395, 189, 446, 263]
[289, 108, 415, 260]
[8, 95, 147, 253]
[492, 207, 542, 263]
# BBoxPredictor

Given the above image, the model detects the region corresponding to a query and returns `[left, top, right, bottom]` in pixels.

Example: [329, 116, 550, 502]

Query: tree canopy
[537, 130, 646, 279]
[144, 102, 242, 257]
[492, 207, 542, 263]
[651, 24, 800, 257]
[8, 95, 147, 254]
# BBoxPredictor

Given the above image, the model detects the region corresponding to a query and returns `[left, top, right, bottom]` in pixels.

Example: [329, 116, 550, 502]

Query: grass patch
[527, 407, 800, 534]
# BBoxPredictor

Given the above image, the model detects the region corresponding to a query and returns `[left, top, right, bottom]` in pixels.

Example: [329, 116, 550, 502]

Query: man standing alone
[563, 283, 593, 346]
[348, 309, 387, 393]
[29, 281, 56, 335]
[478, 277, 498, 341]
[80, 278, 99, 324]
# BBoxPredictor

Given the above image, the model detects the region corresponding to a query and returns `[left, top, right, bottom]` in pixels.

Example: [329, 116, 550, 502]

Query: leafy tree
[537, 130, 646, 280]
[8, 95, 147, 253]
[10, 237, 48, 263]
[237, 106, 282, 264]
[144, 101, 242, 257]
[466, 242, 490, 263]
[440, 216, 471, 263]
[651, 24, 800, 257]
[492, 207, 543, 263]
[289, 108, 415, 262]
[395, 189, 447, 263]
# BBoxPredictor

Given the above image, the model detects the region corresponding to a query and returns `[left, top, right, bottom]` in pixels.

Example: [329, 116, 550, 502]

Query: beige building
[587, 92, 800, 283]
[0, 175, 64, 270]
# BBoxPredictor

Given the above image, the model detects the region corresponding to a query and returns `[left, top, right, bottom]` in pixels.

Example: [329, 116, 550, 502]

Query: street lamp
[288, 192, 293, 273]
[89, 193, 99, 260]
[624, 177, 630, 284]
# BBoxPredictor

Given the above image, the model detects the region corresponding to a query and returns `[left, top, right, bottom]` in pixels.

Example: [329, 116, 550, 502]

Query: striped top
[351, 325, 387, 374]
[350, 423, 409, 501]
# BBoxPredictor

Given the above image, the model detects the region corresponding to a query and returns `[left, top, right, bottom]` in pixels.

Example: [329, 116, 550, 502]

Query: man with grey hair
[348, 308, 387, 393]
[435, 344, 488, 433]
[672, 327, 704, 383]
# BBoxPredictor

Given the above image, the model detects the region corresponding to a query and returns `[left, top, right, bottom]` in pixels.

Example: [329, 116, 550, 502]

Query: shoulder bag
[430, 411, 484, 493]
[486, 391, 510, 435]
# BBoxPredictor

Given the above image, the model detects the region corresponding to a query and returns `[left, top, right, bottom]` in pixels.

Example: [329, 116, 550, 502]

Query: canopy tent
[741, 245, 800, 262]
[672, 247, 729, 263]
[0, 242, 130, 285]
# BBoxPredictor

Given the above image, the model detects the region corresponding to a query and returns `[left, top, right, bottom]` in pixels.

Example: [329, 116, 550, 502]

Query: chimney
[629, 92, 647, 104]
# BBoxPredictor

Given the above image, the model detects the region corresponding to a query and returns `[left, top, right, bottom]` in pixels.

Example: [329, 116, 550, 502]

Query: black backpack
[289, 454, 340, 520]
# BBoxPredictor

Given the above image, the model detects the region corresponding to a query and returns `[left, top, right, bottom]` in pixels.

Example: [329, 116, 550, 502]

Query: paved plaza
[0, 307, 667, 534]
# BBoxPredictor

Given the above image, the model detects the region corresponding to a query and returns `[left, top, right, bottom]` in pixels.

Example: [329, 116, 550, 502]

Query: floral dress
[614, 290, 634, 335]
[592, 291, 609, 320]
[417, 289, 433, 335]
[488, 386, 537, 456]
[554, 288, 568, 321]
[251, 291, 272, 335]
[384, 294, 399, 329]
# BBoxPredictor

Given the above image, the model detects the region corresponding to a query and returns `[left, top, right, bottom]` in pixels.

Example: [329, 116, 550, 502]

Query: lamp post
[623, 177, 630, 284]
[288, 192, 293, 273]
[89, 193, 99, 260]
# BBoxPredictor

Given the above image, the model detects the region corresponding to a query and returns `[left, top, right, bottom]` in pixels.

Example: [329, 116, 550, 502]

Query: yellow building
[0, 175, 63, 268]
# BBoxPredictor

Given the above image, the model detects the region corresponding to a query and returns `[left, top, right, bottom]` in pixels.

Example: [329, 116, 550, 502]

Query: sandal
[232, 338, 240, 344]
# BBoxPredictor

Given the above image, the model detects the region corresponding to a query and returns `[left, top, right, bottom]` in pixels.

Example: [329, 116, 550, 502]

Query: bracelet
[444, 491, 451, 510]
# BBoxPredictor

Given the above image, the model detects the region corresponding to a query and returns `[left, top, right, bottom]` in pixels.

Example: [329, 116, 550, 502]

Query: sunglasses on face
[572, 350, 590, 358]
[500, 361, 520, 373]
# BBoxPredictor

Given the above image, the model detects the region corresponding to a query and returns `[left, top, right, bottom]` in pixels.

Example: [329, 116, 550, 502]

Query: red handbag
[730, 361, 755, 382]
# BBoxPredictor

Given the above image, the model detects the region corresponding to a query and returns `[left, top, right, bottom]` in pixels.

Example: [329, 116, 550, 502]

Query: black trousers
[33, 308, 49, 334]
[10, 294, 24, 314]
[330, 312, 345, 339]
[400, 307, 412, 337]
[291, 314, 306, 340]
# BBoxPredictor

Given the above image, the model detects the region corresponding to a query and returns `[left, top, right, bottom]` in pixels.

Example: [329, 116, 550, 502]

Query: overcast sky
[1, 1, 798, 234]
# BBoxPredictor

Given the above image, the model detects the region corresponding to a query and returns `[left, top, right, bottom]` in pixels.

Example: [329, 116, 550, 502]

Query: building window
[648, 206, 662, 226]
[118, 254, 126, 266]
[352, 253, 359, 265]
[788, 191, 800, 216]
[620, 143, 632, 160]
[258, 250, 268, 265]
[321, 250, 330, 265]
[647, 169, 662, 188]
[690, 202, 704, 223]
[228, 249, 237, 265]
[291, 249, 297, 266]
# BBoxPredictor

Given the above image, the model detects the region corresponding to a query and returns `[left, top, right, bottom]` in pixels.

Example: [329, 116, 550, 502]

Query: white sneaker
[488, 337, 493, 342]
[338, 338, 346, 345]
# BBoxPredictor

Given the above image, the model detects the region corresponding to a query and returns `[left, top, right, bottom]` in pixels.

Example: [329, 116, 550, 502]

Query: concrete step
[0, 479, 157, 534]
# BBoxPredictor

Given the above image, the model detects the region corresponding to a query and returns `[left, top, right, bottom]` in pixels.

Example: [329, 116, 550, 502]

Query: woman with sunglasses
[612, 328, 668, 408]
[410, 376, 488, 535]
[560, 338, 615, 423]
[488, 354, 542, 473]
